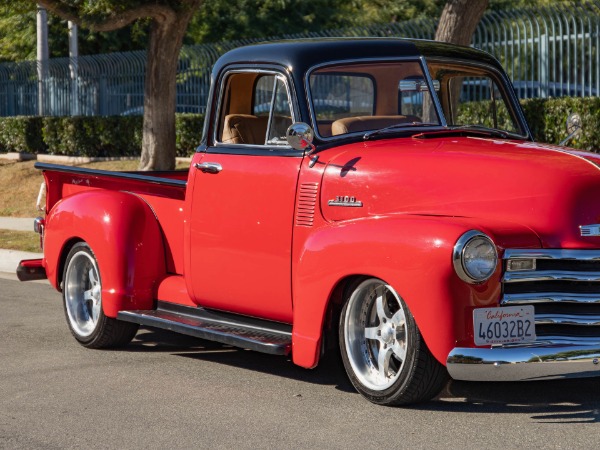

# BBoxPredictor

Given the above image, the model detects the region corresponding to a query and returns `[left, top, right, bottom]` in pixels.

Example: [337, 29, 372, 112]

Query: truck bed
[36, 162, 189, 275]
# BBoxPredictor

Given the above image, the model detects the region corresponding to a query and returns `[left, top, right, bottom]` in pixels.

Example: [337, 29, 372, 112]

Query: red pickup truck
[18, 38, 600, 406]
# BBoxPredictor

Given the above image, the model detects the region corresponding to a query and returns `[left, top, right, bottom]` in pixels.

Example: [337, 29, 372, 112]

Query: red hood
[320, 136, 600, 249]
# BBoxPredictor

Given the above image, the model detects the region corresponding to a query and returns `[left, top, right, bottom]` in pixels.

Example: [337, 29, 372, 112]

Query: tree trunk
[434, 0, 489, 45]
[139, 13, 191, 171]
[35, 0, 203, 171]
[433, 0, 489, 123]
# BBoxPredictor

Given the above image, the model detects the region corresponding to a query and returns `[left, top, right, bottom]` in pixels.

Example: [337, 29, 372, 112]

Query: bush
[38, 114, 203, 158]
[521, 97, 600, 152]
[42, 116, 143, 157]
[176, 114, 205, 157]
[0, 116, 46, 154]
[0, 103, 596, 156]
[458, 97, 600, 152]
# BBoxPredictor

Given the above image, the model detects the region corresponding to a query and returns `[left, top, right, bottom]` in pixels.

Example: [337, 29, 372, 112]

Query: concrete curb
[0, 152, 37, 161]
[0, 249, 43, 274]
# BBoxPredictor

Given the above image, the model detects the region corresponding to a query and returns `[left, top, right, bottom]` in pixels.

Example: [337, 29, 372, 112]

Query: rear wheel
[63, 242, 138, 348]
[339, 278, 448, 405]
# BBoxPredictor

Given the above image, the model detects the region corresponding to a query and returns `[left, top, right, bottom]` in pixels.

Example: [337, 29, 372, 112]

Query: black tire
[62, 242, 139, 348]
[339, 278, 448, 405]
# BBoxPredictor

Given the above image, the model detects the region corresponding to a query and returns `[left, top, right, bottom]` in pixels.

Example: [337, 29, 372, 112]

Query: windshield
[307, 59, 526, 139]
[308, 61, 441, 138]
[426, 60, 524, 136]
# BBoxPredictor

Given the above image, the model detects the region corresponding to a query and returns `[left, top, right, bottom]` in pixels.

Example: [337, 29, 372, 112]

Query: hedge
[0, 114, 204, 158]
[520, 97, 600, 152]
[0, 98, 597, 157]
[0, 116, 46, 154]
[42, 116, 144, 157]
[175, 114, 206, 157]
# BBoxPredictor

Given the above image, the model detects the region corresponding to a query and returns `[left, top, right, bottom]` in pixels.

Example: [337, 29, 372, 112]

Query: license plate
[473, 305, 536, 346]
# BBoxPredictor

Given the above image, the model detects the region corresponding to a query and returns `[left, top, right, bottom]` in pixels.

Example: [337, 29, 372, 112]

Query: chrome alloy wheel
[64, 250, 102, 337]
[343, 279, 409, 391]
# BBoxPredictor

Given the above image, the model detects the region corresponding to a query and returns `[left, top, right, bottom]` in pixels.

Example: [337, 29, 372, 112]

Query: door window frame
[210, 66, 302, 157]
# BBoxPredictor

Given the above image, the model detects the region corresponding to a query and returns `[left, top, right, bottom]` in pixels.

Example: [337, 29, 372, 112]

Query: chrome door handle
[194, 162, 222, 174]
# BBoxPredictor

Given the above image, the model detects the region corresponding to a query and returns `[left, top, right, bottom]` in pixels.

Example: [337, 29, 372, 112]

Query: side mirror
[559, 113, 583, 147]
[286, 122, 315, 151]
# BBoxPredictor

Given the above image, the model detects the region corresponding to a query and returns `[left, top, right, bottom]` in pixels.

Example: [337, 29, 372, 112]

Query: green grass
[0, 230, 42, 253]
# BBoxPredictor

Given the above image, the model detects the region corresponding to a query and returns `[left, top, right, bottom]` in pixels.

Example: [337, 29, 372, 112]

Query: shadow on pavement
[126, 326, 354, 392]
[126, 327, 600, 418]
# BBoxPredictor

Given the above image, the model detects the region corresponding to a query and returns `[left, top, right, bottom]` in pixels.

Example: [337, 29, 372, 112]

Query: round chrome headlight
[453, 230, 498, 283]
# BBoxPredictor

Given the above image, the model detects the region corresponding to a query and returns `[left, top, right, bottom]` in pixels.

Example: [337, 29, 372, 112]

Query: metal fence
[0, 1, 598, 117]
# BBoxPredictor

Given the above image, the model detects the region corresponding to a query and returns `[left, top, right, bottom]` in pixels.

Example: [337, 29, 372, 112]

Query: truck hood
[320, 136, 600, 248]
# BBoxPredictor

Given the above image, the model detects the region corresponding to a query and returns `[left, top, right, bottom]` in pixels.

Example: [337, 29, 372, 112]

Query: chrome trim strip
[535, 314, 600, 326]
[580, 224, 600, 237]
[530, 143, 600, 170]
[447, 345, 600, 381]
[503, 270, 600, 283]
[502, 292, 600, 305]
[528, 336, 600, 345]
[504, 248, 600, 260]
[328, 200, 363, 207]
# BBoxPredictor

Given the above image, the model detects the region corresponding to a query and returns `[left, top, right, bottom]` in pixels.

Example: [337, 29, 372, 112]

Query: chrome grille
[502, 249, 600, 345]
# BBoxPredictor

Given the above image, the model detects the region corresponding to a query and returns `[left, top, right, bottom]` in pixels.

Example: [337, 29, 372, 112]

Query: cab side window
[217, 71, 293, 146]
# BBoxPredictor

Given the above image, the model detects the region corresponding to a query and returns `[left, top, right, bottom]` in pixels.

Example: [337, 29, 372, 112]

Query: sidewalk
[0, 217, 35, 232]
[0, 217, 43, 275]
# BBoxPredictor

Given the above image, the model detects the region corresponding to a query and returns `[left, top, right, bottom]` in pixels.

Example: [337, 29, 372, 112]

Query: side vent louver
[296, 182, 319, 227]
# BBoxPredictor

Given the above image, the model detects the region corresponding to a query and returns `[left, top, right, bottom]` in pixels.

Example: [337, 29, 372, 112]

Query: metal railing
[0, 1, 598, 117]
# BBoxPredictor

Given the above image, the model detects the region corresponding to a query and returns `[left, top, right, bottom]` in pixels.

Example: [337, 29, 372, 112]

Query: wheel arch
[43, 190, 167, 317]
[318, 274, 366, 357]
[56, 237, 85, 291]
[291, 215, 534, 369]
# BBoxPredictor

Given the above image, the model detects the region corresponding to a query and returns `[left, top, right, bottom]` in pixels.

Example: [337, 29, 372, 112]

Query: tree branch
[36, 0, 177, 32]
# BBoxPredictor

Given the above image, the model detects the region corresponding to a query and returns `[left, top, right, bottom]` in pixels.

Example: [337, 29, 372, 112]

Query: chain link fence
[0, 1, 598, 117]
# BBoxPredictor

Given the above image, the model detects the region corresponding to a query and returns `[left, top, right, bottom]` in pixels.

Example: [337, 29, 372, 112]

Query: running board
[117, 301, 292, 356]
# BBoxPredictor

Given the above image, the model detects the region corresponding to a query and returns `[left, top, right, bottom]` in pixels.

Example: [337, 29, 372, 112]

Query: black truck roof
[211, 37, 503, 77]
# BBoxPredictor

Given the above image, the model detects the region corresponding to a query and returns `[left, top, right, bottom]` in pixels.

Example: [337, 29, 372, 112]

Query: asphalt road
[1, 275, 599, 449]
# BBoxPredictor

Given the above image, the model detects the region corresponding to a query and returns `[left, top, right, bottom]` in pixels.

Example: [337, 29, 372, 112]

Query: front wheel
[63, 242, 138, 348]
[339, 278, 448, 405]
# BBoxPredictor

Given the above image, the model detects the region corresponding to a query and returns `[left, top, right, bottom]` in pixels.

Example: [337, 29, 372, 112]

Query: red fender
[291, 215, 540, 368]
[43, 190, 166, 317]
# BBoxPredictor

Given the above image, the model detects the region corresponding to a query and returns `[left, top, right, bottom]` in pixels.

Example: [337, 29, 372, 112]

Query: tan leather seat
[331, 115, 422, 135]
[317, 120, 334, 137]
[221, 114, 294, 145]
[221, 114, 269, 145]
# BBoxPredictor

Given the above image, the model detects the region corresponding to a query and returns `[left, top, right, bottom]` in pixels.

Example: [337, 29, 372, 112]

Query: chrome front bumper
[447, 345, 600, 381]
